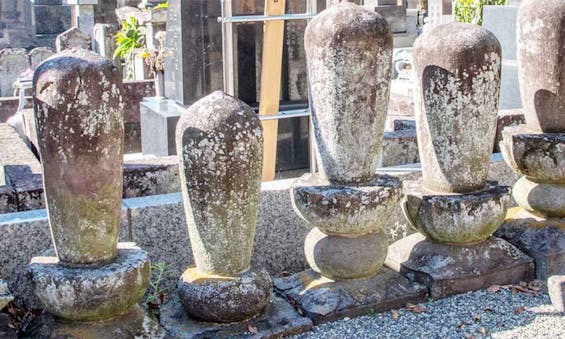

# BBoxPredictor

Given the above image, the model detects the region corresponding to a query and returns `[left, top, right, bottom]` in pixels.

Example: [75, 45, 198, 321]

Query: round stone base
[304, 227, 388, 280]
[178, 267, 272, 323]
[513, 177, 565, 217]
[500, 125, 565, 183]
[29, 243, 150, 321]
[292, 173, 402, 235]
[403, 181, 511, 245]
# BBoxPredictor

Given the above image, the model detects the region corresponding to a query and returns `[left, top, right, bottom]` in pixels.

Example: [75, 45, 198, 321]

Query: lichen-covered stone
[33, 48, 125, 265]
[413, 22, 501, 193]
[177, 267, 272, 323]
[513, 177, 565, 218]
[292, 173, 401, 235]
[500, 125, 565, 184]
[548, 275, 565, 313]
[304, 227, 388, 280]
[517, 0, 565, 133]
[175, 91, 262, 276]
[386, 233, 535, 299]
[29, 243, 150, 321]
[403, 180, 511, 245]
[305, 0, 392, 184]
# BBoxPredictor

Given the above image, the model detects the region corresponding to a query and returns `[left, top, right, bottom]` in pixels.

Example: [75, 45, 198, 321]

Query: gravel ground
[293, 288, 564, 339]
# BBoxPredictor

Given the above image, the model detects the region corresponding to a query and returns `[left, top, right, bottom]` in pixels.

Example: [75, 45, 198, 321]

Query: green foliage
[145, 261, 174, 306]
[454, 0, 507, 26]
[153, 2, 168, 9]
[114, 16, 146, 79]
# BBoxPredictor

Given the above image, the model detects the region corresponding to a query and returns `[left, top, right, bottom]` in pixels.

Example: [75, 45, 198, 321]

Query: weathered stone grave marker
[0, 48, 29, 97]
[28, 48, 162, 337]
[385, 22, 535, 299]
[160, 91, 313, 337]
[274, 1, 427, 324]
[55, 26, 91, 52]
[495, 0, 565, 313]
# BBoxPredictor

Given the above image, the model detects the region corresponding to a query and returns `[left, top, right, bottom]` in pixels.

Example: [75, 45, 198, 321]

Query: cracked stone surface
[274, 268, 427, 325]
[496, 207, 565, 280]
[386, 233, 535, 299]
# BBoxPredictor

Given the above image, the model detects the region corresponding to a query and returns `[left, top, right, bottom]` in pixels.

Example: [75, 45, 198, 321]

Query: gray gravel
[293, 288, 565, 339]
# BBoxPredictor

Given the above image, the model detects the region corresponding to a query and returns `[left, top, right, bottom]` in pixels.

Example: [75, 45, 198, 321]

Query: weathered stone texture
[274, 268, 427, 325]
[292, 174, 401, 236]
[33, 48, 124, 265]
[29, 47, 55, 70]
[0, 49, 29, 97]
[386, 233, 535, 299]
[29, 244, 150, 321]
[305, 1, 392, 184]
[403, 181, 511, 245]
[55, 27, 92, 52]
[413, 22, 502, 193]
[176, 91, 263, 276]
[517, 0, 565, 133]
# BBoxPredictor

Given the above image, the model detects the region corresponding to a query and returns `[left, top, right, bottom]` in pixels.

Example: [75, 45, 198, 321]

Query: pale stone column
[176, 91, 272, 323]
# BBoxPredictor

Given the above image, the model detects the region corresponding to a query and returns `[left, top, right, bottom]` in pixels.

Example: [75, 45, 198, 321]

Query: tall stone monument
[28, 48, 161, 337]
[174, 91, 272, 323]
[496, 0, 565, 313]
[386, 22, 534, 299]
[274, 1, 427, 324]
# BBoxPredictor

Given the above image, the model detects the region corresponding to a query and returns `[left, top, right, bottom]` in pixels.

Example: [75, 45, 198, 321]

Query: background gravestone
[0, 48, 29, 97]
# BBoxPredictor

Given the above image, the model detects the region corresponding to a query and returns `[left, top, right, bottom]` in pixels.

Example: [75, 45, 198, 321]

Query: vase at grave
[305, 0, 392, 184]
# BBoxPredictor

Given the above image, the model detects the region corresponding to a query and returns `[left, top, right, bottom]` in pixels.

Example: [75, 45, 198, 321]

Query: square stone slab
[273, 267, 428, 325]
[160, 295, 313, 338]
[386, 233, 535, 299]
[495, 208, 565, 280]
[26, 305, 165, 338]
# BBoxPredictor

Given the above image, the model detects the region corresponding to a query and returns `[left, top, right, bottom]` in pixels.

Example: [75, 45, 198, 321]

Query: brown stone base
[273, 267, 428, 325]
[26, 304, 165, 338]
[160, 295, 313, 338]
[386, 233, 535, 299]
[495, 207, 565, 279]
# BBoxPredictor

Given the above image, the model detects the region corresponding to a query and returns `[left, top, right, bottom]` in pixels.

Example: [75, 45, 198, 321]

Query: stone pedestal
[140, 98, 181, 156]
[161, 295, 313, 338]
[27, 305, 164, 338]
[28, 49, 153, 334]
[386, 233, 535, 299]
[386, 22, 533, 299]
[495, 208, 565, 280]
[277, 2, 426, 323]
[274, 268, 427, 325]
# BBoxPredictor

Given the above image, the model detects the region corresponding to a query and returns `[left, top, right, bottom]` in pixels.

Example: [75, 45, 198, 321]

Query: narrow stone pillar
[496, 0, 565, 304]
[28, 49, 152, 327]
[386, 23, 534, 299]
[175, 91, 272, 323]
[65, 0, 98, 36]
[274, 1, 427, 324]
